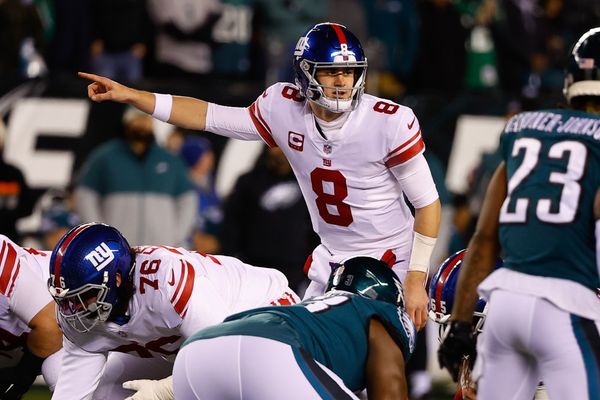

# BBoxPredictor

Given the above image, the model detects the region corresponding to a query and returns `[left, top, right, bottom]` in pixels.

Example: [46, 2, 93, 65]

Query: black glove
[0, 347, 45, 400]
[438, 320, 477, 382]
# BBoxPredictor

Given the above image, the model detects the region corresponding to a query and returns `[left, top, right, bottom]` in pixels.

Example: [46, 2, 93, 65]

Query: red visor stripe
[53, 224, 92, 287]
[0, 242, 18, 295]
[434, 252, 465, 313]
[248, 103, 277, 148]
[331, 24, 347, 46]
[173, 261, 195, 316]
[384, 139, 425, 168]
[386, 130, 422, 159]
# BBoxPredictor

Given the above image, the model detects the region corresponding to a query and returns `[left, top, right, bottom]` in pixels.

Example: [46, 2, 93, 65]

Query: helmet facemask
[298, 59, 367, 113]
[48, 271, 113, 333]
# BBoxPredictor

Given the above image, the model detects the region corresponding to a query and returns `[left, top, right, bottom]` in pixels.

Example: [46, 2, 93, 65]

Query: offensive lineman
[0, 235, 62, 398]
[47, 223, 298, 399]
[78, 22, 441, 332]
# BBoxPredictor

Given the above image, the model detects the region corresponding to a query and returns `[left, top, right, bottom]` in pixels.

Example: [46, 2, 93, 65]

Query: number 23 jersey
[498, 108, 600, 291]
[242, 83, 427, 254]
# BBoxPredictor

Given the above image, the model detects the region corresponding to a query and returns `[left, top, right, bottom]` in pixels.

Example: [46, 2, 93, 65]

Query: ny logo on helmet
[294, 36, 308, 56]
[84, 242, 114, 271]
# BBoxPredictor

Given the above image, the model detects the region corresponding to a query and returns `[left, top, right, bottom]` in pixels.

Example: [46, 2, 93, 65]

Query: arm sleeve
[206, 84, 278, 147]
[205, 103, 262, 141]
[390, 154, 439, 209]
[51, 337, 107, 400]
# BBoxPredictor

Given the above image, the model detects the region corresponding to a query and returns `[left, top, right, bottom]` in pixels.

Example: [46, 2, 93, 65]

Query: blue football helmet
[48, 223, 134, 332]
[326, 256, 405, 308]
[428, 249, 503, 337]
[293, 22, 367, 113]
[563, 27, 600, 103]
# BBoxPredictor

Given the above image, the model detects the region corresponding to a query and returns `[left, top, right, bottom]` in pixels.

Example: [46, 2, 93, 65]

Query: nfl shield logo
[323, 143, 332, 154]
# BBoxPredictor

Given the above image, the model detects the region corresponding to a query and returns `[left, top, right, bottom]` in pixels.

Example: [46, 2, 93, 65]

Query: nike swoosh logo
[407, 117, 416, 130]
[168, 270, 175, 286]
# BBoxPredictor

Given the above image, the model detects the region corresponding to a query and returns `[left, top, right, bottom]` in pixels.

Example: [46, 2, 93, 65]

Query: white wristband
[408, 232, 437, 273]
[152, 93, 173, 122]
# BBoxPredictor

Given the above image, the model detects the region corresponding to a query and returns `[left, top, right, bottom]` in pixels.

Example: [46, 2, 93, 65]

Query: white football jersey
[0, 235, 52, 366]
[52, 246, 297, 400]
[246, 83, 423, 254]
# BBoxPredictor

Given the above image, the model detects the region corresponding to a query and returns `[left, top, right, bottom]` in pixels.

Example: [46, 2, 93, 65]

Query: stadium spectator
[179, 135, 223, 254]
[39, 205, 81, 249]
[220, 146, 316, 294]
[74, 106, 197, 246]
[78, 22, 441, 332]
[146, 0, 221, 77]
[89, 0, 151, 83]
[254, 0, 327, 84]
[46, 0, 93, 76]
[0, 0, 46, 92]
[0, 119, 35, 243]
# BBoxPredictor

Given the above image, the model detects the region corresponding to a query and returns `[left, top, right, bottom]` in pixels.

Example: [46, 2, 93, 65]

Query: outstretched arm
[78, 72, 208, 131]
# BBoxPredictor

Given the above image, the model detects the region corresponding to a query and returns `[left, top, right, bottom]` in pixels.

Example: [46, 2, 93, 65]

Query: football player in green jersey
[171, 256, 416, 400]
[439, 27, 600, 400]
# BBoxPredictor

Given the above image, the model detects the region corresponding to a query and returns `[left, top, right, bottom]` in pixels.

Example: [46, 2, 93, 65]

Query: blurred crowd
[1, 0, 598, 105]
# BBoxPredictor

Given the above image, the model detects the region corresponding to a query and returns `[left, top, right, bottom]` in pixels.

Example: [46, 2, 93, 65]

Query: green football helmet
[326, 256, 405, 308]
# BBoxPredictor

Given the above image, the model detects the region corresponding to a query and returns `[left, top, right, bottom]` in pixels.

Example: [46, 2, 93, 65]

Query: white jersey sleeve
[0, 236, 51, 326]
[205, 103, 262, 141]
[390, 154, 439, 209]
[382, 106, 426, 168]
[205, 83, 284, 147]
[51, 337, 107, 400]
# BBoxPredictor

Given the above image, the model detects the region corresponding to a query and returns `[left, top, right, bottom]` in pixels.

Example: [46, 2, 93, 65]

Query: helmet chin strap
[310, 96, 353, 113]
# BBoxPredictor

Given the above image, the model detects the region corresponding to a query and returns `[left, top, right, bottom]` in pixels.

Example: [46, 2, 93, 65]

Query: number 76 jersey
[248, 82, 426, 254]
[498, 108, 600, 290]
